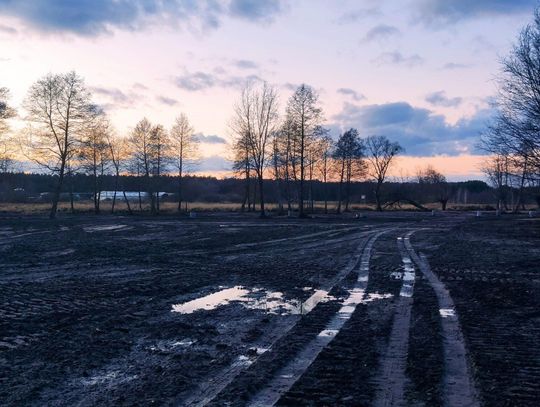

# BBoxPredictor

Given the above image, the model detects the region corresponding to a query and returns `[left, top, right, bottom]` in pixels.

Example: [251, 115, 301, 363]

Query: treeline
[0, 74, 419, 218]
[2, 171, 539, 211]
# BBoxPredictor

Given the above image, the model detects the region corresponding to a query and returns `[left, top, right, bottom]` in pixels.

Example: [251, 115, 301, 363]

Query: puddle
[439, 308, 456, 318]
[399, 253, 415, 298]
[171, 286, 334, 315]
[172, 287, 250, 313]
[318, 329, 339, 337]
[84, 224, 130, 233]
[149, 339, 195, 353]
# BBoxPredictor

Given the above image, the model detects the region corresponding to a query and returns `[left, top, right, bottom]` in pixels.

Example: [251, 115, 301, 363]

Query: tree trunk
[441, 199, 448, 211]
[177, 168, 183, 212]
[258, 174, 265, 217]
[123, 190, 133, 215]
[111, 174, 119, 214]
[50, 158, 67, 219]
[299, 118, 305, 218]
[336, 159, 345, 214]
[375, 181, 383, 211]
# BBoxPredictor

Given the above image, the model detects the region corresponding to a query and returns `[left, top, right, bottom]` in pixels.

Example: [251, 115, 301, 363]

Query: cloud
[282, 82, 299, 91]
[332, 101, 493, 156]
[362, 24, 400, 43]
[156, 96, 179, 106]
[414, 0, 536, 25]
[228, 0, 284, 22]
[442, 62, 470, 70]
[336, 8, 381, 24]
[0, 0, 284, 36]
[175, 71, 217, 91]
[91, 86, 133, 104]
[174, 70, 262, 91]
[90, 86, 143, 110]
[373, 51, 424, 67]
[0, 24, 17, 35]
[425, 91, 463, 107]
[197, 155, 231, 171]
[337, 88, 365, 101]
[193, 133, 227, 144]
[233, 59, 258, 70]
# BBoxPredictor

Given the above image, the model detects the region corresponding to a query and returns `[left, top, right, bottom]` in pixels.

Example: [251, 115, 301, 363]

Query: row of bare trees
[481, 7, 540, 211]
[1, 72, 200, 218]
[231, 82, 404, 216]
[2, 73, 461, 218]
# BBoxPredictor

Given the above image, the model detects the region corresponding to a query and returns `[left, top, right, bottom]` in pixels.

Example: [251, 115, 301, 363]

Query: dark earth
[0, 211, 538, 406]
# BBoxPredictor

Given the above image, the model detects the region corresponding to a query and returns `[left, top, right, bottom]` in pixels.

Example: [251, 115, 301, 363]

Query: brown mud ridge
[0, 211, 538, 406]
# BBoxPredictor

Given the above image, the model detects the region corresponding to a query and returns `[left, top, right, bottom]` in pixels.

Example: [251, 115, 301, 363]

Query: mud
[0, 211, 538, 406]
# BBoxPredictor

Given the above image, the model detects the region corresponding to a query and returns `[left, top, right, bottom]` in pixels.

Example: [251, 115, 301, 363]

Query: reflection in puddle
[171, 286, 334, 315]
[439, 308, 456, 318]
[84, 224, 130, 233]
[399, 253, 415, 298]
[149, 339, 195, 353]
[172, 287, 250, 314]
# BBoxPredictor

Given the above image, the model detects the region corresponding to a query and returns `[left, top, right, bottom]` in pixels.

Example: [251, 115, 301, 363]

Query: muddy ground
[0, 211, 538, 406]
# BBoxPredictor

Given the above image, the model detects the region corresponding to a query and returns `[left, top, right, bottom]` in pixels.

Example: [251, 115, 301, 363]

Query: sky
[0, 0, 538, 180]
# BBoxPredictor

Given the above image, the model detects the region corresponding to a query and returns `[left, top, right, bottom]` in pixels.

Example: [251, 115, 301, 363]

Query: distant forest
[1, 172, 538, 213]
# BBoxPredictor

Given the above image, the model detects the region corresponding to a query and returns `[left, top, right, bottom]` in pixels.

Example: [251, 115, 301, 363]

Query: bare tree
[417, 165, 453, 210]
[285, 84, 323, 217]
[149, 124, 169, 214]
[333, 128, 366, 213]
[170, 113, 199, 212]
[129, 118, 153, 212]
[316, 134, 334, 214]
[23, 72, 97, 219]
[0, 87, 16, 173]
[232, 131, 253, 212]
[481, 7, 540, 199]
[231, 82, 279, 217]
[365, 135, 403, 211]
[79, 114, 110, 214]
[107, 133, 133, 214]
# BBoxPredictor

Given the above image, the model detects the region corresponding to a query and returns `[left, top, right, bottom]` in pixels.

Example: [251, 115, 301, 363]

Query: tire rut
[405, 230, 479, 407]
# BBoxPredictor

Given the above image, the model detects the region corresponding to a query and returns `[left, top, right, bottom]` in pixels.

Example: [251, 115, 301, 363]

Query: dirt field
[0, 211, 538, 406]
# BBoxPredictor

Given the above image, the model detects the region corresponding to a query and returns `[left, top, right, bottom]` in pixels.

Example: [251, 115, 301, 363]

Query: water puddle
[399, 249, 416, 298]
[84, 224, 130, 233]
[171, 286, 333, 315]
[148, 339, 195, 353]
[439, 308, 456, 318]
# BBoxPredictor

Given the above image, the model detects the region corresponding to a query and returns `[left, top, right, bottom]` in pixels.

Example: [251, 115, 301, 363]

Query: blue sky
[0, 0, 537, 178]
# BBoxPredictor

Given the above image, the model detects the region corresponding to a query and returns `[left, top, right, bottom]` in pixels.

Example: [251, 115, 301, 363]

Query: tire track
[178, 227, 392, 407]
[246, 230, 387, 407]
[372, 234, 416, 407]
[404, 230, 479, 407]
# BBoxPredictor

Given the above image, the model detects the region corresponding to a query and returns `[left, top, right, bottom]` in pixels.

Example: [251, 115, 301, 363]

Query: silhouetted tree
[23, 72, 97, 218]
[231, 82, 279, 217]
[0, 87, 16, 173]
[79, 112, 110, 214]
[365, 135, 403, 211]
[334, 128, 366, 213]
[170, 113, 199, 212]
[285, 84, 323, 217]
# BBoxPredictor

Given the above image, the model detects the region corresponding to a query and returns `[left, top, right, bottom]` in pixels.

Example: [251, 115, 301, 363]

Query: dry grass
[0, 201, 534, 215]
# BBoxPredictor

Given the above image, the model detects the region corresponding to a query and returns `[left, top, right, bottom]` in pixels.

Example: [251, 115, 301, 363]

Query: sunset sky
[0, 0, 537, 180]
